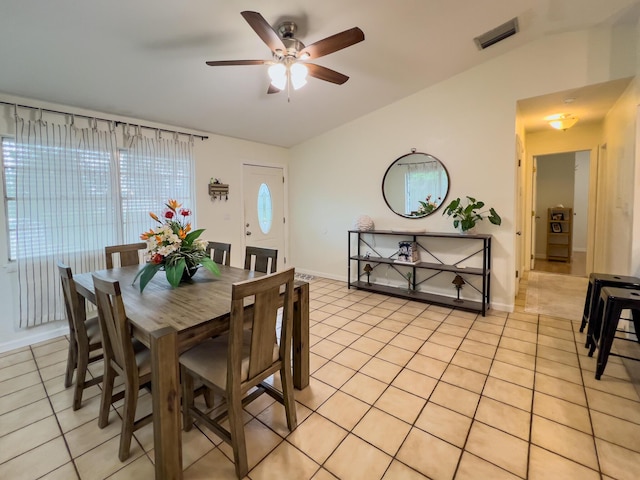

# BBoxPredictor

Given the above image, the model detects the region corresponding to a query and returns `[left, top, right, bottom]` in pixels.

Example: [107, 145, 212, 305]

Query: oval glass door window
[257, 183, 273, 234]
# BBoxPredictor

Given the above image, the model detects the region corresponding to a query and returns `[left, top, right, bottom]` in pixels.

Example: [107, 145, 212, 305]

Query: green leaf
[165, 258, 186, 288]
[183, 228, 205, 246]
[488, 208, 502, 225]
[132, 263, 162, 293]
[200, 256, 221, 276]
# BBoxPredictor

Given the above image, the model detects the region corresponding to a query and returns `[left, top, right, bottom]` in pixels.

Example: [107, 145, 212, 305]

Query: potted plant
[442, 196, 501, 232]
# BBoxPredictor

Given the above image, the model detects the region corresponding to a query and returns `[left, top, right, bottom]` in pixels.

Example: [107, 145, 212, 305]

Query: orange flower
[140, 229, 155, 240]
[167, 199, 181, 211]
[178, 228, 186, 239]
[149, 212, 159, 222]
[184, 223, 192, 233]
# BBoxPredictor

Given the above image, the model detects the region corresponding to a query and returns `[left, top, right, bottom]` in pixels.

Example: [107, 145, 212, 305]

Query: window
[257, 183, 272, 234]
[1, 138, 195, 261]
[2, 121, 194, 327]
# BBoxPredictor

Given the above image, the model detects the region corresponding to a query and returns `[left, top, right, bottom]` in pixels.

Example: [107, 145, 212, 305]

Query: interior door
[242, 164, 286, 271]
[530, 157, 538, 270]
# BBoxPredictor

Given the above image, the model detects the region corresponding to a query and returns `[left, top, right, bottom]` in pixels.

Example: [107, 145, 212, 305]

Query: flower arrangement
[442, 196, 501, 232]
[133, 199, 220, 292]
[416, 195, 441, 215]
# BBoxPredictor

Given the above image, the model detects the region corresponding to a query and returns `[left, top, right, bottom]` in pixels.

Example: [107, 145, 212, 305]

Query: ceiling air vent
[474, 17, 519, 50]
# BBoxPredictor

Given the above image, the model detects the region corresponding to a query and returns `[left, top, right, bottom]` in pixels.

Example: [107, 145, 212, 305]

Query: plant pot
[457, 225, 477, 235]
[181, 265, 200, 282]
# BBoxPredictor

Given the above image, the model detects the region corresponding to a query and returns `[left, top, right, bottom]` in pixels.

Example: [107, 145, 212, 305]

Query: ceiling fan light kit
[206, 11, 364, 98]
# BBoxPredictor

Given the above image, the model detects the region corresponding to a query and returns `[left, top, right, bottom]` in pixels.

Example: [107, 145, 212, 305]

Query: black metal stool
[580, 273, 640, 349]
[591, 287, 640, 380]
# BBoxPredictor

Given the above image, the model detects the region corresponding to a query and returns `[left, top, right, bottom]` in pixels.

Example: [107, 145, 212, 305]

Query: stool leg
[595, 301, 623, 380]
[580, 281, 593, 333]
[588, 293, 605, 356]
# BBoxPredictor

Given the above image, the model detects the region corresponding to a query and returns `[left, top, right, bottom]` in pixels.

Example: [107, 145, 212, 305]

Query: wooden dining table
[72, 264, 309, 480]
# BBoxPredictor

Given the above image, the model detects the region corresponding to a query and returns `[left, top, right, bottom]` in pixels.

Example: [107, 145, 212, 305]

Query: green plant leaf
[132, 263, 162, 293]
[488, 208, 502, 225]
[443, 198, 460, 216]
[165, 258, 186, 288]
[200, 256, 221, 276]
[183, 228, 205, 246]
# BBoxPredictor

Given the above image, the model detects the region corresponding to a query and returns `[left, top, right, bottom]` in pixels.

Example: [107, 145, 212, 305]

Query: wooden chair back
[92, 275, 136, 378]
[105, 242, 146, 269]
[243, 246, 277, 274]
[92, 273, 153, 461]
[206, 241, 231, 266]
[231, 267, 294, 385]
[59, 262, 104, 410]
[58, 262, 85, 346]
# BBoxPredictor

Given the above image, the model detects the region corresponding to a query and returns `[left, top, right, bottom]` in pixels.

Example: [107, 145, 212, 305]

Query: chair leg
[280, 366, 297, 431]
[228, 386, 248, 479]
[118, 379, 139, 462]
[64, 337, 77, 388]
[73, 349, 89, 411]
[181, 365, 195, 432]
[99, 362, 115, 428]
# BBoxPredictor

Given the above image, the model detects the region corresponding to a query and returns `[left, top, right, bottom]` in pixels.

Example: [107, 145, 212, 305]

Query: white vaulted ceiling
[0, 0, 636, 147]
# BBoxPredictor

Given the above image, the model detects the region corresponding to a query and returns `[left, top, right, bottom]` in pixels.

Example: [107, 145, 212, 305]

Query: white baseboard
[0, 325, 69, 354]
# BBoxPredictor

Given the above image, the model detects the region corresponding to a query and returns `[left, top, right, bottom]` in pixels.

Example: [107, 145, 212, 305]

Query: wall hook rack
[208, 178, 229, 200]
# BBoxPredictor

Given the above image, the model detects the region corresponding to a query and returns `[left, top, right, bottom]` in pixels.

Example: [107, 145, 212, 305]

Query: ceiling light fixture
[545, 113, 579, 131]
[268, 60, 309, 98]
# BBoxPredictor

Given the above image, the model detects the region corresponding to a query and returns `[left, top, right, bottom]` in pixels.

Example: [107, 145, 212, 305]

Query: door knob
[516, 231, 522, 236]
[246, 231, 252, 236]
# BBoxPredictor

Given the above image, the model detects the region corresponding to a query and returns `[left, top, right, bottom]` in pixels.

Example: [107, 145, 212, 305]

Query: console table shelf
[348, 230, 492, 315]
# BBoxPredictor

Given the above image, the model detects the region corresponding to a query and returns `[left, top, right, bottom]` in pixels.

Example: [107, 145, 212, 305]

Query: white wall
[602, 77, 640, 275]
[289, 28, 633, 312]
[0, 95, 289, 352]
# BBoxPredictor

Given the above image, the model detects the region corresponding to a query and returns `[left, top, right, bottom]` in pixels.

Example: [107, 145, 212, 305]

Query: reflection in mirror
[382, 150, 449, 218]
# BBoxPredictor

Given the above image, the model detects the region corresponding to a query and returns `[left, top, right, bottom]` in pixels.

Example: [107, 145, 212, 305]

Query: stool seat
[580, 273, 640, 350]
[591, 286, 640, 380]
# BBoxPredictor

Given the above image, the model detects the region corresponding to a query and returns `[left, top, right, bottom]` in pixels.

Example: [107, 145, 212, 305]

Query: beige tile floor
[1, 272, 640, 479]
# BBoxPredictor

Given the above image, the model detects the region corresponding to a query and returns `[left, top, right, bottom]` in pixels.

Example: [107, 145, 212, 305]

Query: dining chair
[104, 242, 147, 269]
[58, 262, 103, 411]
[243, 246, 277, 274]
[206, 241, 231, 266]
[92, 274, 153, 462]
[180, 267, 297, 478]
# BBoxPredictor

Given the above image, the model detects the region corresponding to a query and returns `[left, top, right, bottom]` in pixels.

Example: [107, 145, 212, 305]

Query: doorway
[532, 150, 590, 277]
[242, 164, 286, 272]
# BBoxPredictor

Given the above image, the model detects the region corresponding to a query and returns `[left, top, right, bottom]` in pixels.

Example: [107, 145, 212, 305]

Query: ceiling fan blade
[205, 60, 268, 66]
[241, 11, 286, 53]
[306, 63, 349, 85]
[267, 84, 281, 94]
[299, 27, 364, 59]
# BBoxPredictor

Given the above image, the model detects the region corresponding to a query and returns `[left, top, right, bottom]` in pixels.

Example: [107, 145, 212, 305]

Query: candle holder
[452, 275, 465, 303]
[364, 263, 373, 286]
[406, 271, 413, 294]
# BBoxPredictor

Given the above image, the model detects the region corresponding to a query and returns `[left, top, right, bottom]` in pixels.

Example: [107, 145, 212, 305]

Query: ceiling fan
[206, 11, 365, 97]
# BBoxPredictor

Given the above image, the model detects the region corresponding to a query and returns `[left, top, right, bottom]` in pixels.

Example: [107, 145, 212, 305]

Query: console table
[348, 230, 491, 316]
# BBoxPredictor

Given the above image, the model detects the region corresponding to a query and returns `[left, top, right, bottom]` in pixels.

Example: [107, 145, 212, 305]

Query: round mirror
[382, 150, 449, 218]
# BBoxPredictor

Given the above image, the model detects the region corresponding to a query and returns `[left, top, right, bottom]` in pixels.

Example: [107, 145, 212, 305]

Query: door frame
[524, 147, 599, 276]
[241, 162, 289, 269]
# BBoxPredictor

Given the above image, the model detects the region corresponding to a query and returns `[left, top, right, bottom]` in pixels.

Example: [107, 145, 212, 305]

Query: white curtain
[120, 127, 196, 243]
[405, 161, 445, 214]
[10, 114, 195, 328]
[13, 114, 119, 327]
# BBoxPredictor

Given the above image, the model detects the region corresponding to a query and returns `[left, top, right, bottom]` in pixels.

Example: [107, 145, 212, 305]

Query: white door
[530, 157, 538, 270]
[242, 164, 286, 271]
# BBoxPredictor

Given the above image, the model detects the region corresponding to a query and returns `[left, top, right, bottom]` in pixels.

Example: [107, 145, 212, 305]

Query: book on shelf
[397, 241, 419, 263]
